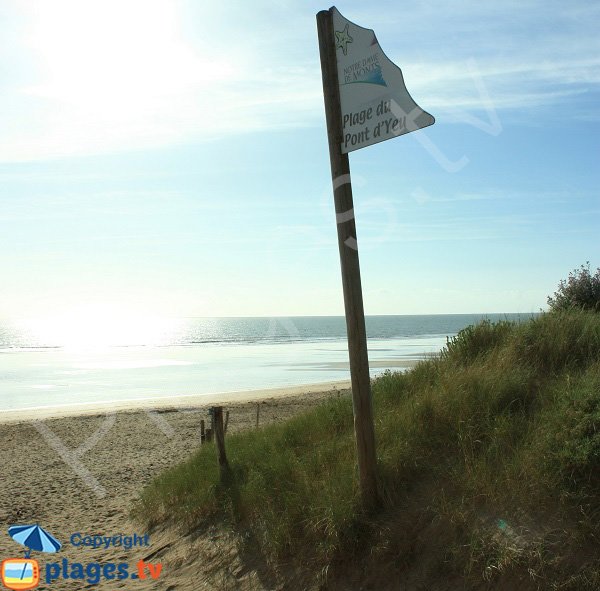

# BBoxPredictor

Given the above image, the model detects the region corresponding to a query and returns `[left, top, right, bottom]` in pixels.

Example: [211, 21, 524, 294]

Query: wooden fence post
[211, 406, 229, 477]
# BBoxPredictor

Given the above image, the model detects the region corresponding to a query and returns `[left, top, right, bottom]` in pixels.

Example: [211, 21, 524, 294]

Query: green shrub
[548, 262, 600, 312]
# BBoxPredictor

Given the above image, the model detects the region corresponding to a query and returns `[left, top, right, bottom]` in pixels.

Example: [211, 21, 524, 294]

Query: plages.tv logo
[1, 524, 60, 590]
[2, 524, 163, 587]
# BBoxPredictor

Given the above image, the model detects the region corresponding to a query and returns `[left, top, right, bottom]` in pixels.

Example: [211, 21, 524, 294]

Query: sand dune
[0, 383, 350, 589]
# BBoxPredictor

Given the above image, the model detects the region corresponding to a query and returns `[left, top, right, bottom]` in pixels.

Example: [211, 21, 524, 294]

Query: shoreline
[0, 351, 421, 422]
[0, 358, 419, 424]
[0, 379, 355, 424]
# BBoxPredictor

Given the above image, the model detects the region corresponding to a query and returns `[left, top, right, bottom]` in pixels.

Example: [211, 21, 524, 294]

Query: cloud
[0, 0, 598, 162]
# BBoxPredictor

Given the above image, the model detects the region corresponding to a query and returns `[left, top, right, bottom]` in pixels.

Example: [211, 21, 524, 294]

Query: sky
[1, 0, 599, 321]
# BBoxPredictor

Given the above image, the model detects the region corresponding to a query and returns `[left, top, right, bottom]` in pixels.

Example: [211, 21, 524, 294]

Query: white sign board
[332, 7, 435, 153]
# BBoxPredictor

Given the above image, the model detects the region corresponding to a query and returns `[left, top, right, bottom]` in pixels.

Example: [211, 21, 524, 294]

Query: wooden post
[317, 9, 379, 509]
[200, 419, 206, 444]
[211, 406, 229, 476]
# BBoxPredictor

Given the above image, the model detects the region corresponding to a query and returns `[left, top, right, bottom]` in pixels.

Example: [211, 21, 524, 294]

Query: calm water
[0, 314, 533, 412]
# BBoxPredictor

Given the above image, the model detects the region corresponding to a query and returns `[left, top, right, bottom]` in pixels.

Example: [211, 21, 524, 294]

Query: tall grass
[135, 310, 600, 587]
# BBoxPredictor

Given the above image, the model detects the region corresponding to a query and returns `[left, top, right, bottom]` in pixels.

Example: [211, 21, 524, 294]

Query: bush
[548, 262, 600, 312]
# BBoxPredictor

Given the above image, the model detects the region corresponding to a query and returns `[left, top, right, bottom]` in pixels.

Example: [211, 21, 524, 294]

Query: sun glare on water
[21, 304, 182, 351]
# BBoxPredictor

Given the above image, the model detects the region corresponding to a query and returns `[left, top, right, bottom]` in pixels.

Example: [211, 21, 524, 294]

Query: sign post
[316, 6, 434, 510]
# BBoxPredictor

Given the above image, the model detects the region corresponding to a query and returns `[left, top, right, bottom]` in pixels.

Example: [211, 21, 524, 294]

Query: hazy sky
[1, 0, 598, 319]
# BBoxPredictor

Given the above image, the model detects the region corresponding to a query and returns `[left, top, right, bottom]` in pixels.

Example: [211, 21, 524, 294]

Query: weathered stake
[317, 8, 379, 509]
[200, 419, 206, 444]
[211, 406, 229, 477]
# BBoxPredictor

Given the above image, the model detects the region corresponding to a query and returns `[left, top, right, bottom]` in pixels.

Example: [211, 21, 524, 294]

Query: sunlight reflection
[18, 304, 184, 350]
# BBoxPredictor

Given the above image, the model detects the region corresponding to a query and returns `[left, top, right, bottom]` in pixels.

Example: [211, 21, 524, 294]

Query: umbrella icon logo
[1, 525, 61, 590]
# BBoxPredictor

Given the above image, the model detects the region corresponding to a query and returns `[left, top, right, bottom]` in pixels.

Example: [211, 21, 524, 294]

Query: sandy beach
[0, 381, 352, 590]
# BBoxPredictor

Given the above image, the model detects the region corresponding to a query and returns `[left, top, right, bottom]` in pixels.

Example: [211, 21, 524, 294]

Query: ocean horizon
[0, 314, 535, 412]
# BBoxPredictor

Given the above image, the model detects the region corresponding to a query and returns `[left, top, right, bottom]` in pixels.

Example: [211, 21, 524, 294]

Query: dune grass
[135, 310, 600, 588]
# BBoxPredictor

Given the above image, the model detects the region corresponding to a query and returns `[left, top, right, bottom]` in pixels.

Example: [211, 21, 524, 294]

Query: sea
[0, 314, 533, 413]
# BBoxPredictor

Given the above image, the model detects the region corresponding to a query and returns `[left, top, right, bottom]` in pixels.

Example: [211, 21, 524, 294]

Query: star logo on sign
[335, 24, 353, 56]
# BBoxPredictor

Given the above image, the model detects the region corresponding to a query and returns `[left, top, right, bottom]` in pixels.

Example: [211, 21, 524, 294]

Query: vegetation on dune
[135, 309, 600, 589]
[547, 262, 600, 312]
